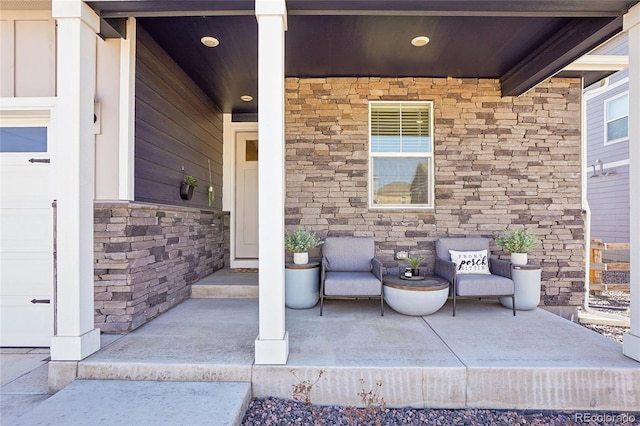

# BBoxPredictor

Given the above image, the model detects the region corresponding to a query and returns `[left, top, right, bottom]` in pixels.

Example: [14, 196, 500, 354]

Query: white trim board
[584, 159, 630, 175]
[585, 76, 629, 100]
[222, 115, 259, 269]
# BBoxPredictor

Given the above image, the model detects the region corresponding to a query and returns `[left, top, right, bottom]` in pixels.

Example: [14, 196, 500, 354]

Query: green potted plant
[180, 175, 198, 200]
[494, 229, 540, 265]
[285, 229, 323, 264]
[406, 256, 425, 277]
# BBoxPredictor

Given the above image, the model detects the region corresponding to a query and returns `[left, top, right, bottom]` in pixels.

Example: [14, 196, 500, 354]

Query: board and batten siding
[0, 10, 56, 97]
[585, 33, 630, 244]
[135, 24, 223, 209]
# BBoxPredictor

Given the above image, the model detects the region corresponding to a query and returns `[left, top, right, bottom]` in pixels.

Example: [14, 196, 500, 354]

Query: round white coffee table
[383, 275, 449, 316]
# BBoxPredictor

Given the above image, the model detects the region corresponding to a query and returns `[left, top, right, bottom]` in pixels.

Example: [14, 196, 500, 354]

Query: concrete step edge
[191, 285, 259, 298]
[14, 379, 252, 426]
[578, 311, 630, 327]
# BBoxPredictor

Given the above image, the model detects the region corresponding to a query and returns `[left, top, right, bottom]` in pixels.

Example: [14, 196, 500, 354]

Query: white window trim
[604, 91, 629, 146]
[0, 98, 55, 158]
[368, 100, 435, 210]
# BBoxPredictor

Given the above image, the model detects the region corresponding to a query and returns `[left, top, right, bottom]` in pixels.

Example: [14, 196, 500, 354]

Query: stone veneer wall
[94, 201, 228, 332]
[285, 77, 585, 309]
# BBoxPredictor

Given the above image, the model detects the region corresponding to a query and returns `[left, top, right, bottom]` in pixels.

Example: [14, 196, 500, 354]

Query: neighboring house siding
[591, 32, 628, 56]
[585, 50, 629, 245]
[585, 73, 629, 163]
[285, 77, 585, 308]
[588, 167, 630, 243]
[135, 24, 223, 209]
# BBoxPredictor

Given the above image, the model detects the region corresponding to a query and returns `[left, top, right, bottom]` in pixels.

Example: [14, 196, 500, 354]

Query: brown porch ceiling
[86, 0, 638, 114]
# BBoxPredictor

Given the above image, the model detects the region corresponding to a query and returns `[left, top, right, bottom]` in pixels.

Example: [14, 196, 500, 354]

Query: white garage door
[0, 125, 54, 346]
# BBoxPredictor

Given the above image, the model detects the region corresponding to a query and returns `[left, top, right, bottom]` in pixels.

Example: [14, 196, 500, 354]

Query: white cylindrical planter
[500, 264, 541, 310]
[293, 252, 309, 265]
[285, 262, 320, 309]
[510, 253, 528, 266]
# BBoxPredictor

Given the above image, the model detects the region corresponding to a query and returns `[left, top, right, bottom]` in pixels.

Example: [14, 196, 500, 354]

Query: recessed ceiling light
[200, 36, 220, 48]
[240, 95, 253, 102]
[411, 36, 430, 47]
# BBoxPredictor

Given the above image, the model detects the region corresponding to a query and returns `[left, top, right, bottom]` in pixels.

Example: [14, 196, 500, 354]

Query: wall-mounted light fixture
[591, 159, 615, 178]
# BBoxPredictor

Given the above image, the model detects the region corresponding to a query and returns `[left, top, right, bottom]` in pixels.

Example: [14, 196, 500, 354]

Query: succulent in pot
[285, 229, 323, 265]
[180, 175, 198, 200]
[494, 229, 540, 265]
[406, 256, 425, 277]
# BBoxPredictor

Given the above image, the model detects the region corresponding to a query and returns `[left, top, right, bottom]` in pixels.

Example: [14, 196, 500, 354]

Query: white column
[118, 17, 136, 201]
[624, 3, 640, 362]
[50, 0, 101, 360]
[254, 0, 289, 364]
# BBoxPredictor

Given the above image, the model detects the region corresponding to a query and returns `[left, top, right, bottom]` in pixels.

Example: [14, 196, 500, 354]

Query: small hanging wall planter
[207, 158, 215, 207]
[180, 175, 198, 200]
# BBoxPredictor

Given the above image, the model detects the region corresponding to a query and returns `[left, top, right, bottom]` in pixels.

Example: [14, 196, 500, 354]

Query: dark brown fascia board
[500, 17, 624, 96]
[87, 0, 638, 18]
[287, 0, 635, 17]
[86, 0, 254, 17]
[99, 18, 127, 39]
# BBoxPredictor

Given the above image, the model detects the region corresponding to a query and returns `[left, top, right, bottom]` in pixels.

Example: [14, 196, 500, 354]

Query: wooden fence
[589, 239, 630, 292]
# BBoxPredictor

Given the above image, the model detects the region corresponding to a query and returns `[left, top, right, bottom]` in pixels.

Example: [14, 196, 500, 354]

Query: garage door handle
[30, 299, 50, 304]
[28, 158, 50, 163]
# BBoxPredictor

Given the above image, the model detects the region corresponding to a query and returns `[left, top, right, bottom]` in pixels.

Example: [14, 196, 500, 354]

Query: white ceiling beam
[563, 55, 629, 71]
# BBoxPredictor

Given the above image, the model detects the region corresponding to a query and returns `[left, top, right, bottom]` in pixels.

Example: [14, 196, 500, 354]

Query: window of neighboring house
[0, 127, 47, 152]
[604, 92, 628, 145]
[369, 101, 434, 209]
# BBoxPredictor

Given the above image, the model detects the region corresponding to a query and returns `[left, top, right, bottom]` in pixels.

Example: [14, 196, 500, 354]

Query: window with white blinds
[369, 102, 434, 208]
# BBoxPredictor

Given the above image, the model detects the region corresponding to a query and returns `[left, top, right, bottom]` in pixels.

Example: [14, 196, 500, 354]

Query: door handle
[28, 158, 50, 164]
[30, 299, 51, 304]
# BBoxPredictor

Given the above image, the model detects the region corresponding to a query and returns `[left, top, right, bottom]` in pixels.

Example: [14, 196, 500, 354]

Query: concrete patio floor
[68, 295, 639, 412]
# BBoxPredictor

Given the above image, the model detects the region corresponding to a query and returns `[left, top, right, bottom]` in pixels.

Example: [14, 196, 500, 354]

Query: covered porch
[43, 0, 640, 372]
[61, 292, 639, 411]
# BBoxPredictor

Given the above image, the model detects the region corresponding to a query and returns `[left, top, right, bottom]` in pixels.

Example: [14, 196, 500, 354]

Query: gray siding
[609, 67, 629, 85]
[135, 24, 223, 209]
[585, 71, 629, 166]
[585, 33, 630, 244]
[592, 32, 628, 55]
[587, 166, 630, 243]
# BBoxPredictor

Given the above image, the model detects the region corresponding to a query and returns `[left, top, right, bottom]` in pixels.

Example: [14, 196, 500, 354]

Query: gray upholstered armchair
[320, 237, 384, 316]
[434, 237, 515, 316]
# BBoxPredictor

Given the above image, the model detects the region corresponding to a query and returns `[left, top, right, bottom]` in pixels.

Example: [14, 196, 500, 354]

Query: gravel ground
[581, 290, 631, 343]
[242, 397, 638, 425]
[243, 291, 636, 425]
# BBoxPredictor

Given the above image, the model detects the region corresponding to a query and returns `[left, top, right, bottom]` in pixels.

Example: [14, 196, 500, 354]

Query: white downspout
[582, 77, 591, 312]
[580, 77, 632, 327]
[581, 78, 609, 311]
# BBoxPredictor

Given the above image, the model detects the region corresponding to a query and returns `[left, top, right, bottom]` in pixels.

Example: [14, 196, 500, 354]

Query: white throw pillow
[449, 249, 491, 275]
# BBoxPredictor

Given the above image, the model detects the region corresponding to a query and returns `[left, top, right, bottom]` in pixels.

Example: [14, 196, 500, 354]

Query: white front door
[0, 125, 54, 346]
[235, 132, 259, 259]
